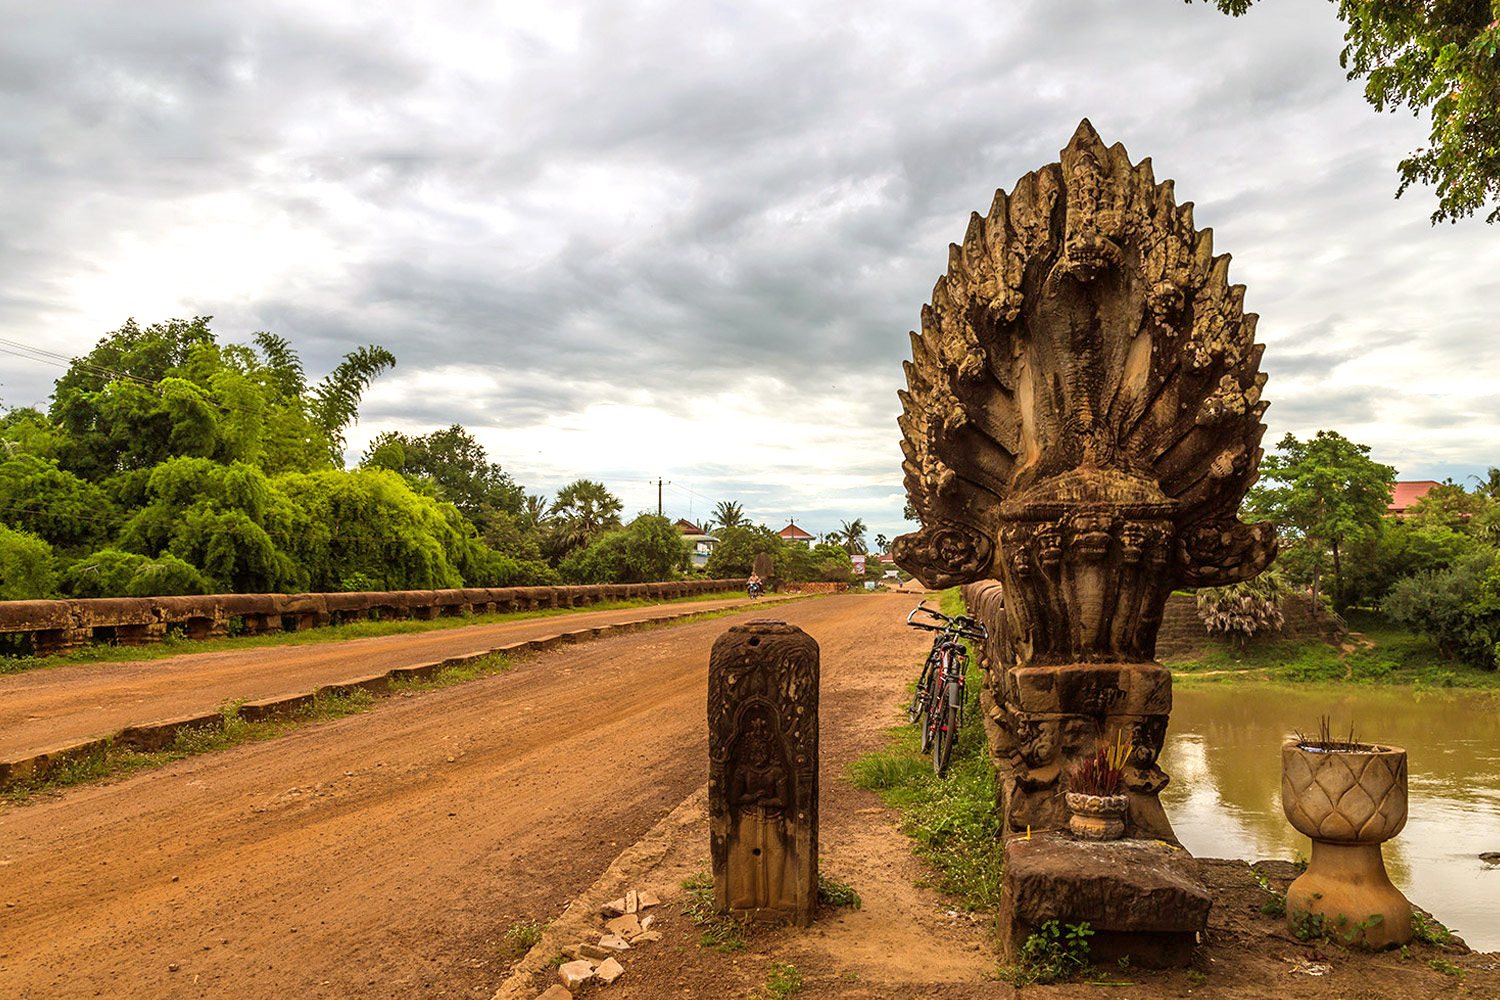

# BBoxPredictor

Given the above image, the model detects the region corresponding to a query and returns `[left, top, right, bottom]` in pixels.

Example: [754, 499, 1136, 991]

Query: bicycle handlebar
[905, 601, 988, 641]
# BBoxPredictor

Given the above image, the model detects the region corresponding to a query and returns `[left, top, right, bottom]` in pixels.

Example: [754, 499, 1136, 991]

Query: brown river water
[1158, 683, 1500, 953]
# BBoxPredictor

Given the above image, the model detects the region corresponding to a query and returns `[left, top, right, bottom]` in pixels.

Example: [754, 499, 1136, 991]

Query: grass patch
[816, 871, 862, 909]
[2, 652, 518, 805]
[998, 919, 1094, 985]
[849, 586, 1004, 915]
[1166, 610, 1500, 690]
[680, 869, 748, 954]
[758, 962, 804, 999]
[0, 590, 757, 677]
[501, 918, 545, 957]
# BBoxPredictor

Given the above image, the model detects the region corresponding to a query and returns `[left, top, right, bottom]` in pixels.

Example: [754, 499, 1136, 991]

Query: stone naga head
[895, 120, 1275, 665]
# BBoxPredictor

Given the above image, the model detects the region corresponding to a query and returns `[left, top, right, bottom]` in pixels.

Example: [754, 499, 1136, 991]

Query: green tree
[1475, 467, 1500, 500]
[115, 458, 303, 593]
[0, 523, 54, 600]
[558, 514, 690, 583]
[59, 549, 209, 598]
[0, 406, 67, 461]
[1342, 516, 1474, 608]
[547, 479, 623, 560]
[274, 468, 484, 592]
[1191, 0, 1500, 223]
[1385, 547, 1500, 669]
[1249, 430, 1396, 611]
[0, 453, 115, 552]
[704, 524, 788, 578]
[874, 532, 890, 554]
[306, 345, 397, 463]
[49, 317, 393, 477]
[361, 424, 525, 523]
[812, 542, 855, 582]
[1406, 480, 1495, 532]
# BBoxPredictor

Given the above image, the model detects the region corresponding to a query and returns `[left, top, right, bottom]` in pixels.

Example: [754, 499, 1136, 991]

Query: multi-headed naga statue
[894, 120, 1276, 840]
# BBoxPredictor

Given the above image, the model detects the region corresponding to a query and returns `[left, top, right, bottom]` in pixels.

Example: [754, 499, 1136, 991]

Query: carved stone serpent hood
[895, 119, 1276, 665]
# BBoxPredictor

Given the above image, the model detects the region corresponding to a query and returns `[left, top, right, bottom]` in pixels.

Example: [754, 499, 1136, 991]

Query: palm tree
[712, 500, 747, 531]
[874, 533, 890, 554]
[518, 494, 550, 532]
[839, 518, 867, 555]
[822, 529, 844, 550]
[548, 479, 623, 557]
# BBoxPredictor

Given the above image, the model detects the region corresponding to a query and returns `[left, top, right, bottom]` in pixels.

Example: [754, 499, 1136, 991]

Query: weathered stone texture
[1001, 833, 1210, 966]
[901, 121, 1278, 842]
[708, 620, 819, 925]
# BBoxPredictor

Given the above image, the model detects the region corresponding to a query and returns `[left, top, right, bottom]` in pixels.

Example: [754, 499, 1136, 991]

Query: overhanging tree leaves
[1192, 0, 1500, 223]
[1249, 430, 1396, 611]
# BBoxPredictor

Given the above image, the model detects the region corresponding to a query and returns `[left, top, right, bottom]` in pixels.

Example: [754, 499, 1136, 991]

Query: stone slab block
[1000, 833, 1210, 968]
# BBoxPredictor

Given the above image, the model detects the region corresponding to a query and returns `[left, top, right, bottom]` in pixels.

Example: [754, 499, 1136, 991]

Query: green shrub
[1384, 549, 1500, 670]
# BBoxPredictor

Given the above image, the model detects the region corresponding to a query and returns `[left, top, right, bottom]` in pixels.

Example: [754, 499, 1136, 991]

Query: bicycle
[905, 601, 988, 776]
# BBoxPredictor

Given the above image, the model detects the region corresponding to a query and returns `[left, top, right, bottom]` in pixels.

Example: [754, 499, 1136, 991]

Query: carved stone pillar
[708, 620, 819, 925]
[894, 121, 1279, 962]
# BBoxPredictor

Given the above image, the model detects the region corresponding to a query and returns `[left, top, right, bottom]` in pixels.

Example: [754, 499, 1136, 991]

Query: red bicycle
[905, 602, 988, 776]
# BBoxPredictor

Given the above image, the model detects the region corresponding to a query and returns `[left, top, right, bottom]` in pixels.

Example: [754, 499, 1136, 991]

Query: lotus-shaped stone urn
[1281, 740, 1412, 948]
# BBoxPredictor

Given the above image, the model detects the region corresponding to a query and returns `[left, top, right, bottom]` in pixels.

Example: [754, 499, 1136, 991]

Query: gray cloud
[3, 0, 1497, 536]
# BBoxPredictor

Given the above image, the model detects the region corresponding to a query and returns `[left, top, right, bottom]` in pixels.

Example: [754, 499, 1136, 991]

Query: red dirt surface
[0, 596, 766, 760]
[0, 594, 921, 999]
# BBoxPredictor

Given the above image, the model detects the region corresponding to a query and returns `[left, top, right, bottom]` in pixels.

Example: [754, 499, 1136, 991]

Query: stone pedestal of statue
[1001, 833, 1211, 967]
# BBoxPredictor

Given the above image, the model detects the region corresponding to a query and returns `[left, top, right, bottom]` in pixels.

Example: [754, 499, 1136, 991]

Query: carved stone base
[1287, 841, 1413, 948]
[1000, 833, 1211, 968]
[984, 661, 1177, 842]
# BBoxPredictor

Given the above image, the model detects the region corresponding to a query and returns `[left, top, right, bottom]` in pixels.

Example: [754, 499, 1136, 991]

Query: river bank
[1163, 610, 1500, 691]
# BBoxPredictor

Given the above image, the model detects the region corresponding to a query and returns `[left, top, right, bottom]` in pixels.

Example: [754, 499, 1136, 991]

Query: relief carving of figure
[727, 716, 791, 912]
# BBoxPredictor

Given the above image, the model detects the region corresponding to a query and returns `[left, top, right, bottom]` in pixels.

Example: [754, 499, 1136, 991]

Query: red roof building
[1388, 481, 1441, 517]
[777, 521, 815, 546]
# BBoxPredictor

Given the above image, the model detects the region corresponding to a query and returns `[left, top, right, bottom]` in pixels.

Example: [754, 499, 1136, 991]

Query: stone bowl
[1280, 740, 1412, 948]
[1281, 741, 1407, 844]
[1065, 791, 1128, 841]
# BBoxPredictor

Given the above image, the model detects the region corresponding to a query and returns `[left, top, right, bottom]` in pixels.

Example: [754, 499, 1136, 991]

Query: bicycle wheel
[932, 700, 958, 777]
[907, 656, 934, 723]
[917, 672, 940, 753]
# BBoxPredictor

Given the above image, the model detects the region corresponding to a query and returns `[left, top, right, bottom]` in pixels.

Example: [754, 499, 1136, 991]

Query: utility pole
[655, 478, 668, 517]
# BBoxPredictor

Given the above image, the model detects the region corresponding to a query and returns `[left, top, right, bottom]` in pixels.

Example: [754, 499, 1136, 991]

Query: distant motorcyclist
[747, 573, 764, 599]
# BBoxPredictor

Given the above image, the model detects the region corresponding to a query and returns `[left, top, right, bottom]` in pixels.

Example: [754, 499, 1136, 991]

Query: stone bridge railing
[0, 579, 750, 656]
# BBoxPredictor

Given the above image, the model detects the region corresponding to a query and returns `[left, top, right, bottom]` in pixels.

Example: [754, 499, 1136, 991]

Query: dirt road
[0, 593, 949, 1000]
[0, 596, 776, 760]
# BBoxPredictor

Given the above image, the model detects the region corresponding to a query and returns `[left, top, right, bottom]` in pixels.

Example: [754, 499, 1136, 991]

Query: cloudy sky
[3, 0, 1496, 546]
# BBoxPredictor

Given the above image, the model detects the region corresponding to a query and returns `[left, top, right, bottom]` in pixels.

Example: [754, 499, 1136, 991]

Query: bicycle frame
[905, 600, 986, 774]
